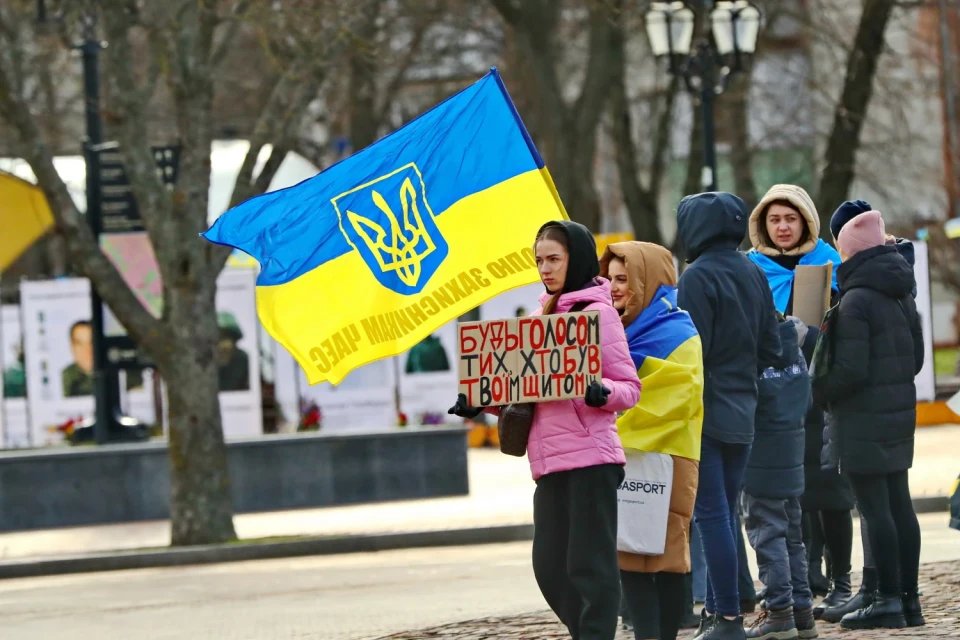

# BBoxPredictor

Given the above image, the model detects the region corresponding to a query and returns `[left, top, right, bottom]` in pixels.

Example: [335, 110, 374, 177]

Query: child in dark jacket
[742, 317, 815, 640]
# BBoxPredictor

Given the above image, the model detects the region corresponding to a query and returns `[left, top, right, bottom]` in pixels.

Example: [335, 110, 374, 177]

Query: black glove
[584, 381, 611, 408]
[448, 393, 483, 419]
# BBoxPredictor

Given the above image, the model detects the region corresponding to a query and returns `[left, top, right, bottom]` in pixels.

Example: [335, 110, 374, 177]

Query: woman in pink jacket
[450, 220, 641, 640]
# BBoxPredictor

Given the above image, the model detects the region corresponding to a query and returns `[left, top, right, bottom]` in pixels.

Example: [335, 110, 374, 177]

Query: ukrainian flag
[617, 284, 704, 460]
[1, 170, 54, 271]
[203, 69, 567, 385]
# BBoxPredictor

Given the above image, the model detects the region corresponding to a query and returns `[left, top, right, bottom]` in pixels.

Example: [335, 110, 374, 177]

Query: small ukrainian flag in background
[203, 68, 567, 385]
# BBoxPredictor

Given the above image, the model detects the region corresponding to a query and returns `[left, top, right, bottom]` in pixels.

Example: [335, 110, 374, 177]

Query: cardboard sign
[457, 311, 602, 407]
[792, 262, 832, 327]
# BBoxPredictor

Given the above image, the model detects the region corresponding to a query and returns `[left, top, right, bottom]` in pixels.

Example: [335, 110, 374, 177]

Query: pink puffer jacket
[523, 279, 640, 480]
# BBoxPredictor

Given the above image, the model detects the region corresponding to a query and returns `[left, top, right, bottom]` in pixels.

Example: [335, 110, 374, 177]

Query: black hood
[537, 220, 599, 294]
[893, 237, 915, 268]
[837, 245, 914, 299]
[769, 319, 800, 369]
[676, 192, 748, 261]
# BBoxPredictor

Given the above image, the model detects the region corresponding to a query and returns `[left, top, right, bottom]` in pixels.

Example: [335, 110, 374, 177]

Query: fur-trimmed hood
[749, 184, 820, 257]
[599, 241, 677, 328]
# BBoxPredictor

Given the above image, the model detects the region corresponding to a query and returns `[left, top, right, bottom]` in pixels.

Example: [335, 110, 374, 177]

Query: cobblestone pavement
[376, 560, 960, 639]
[0, 521, 955, 639]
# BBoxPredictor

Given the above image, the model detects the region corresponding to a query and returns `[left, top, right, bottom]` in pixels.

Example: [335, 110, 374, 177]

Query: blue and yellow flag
[203, 69, 567, 385]
[0, 170, 54, 272]
[617, 284, 704, 460]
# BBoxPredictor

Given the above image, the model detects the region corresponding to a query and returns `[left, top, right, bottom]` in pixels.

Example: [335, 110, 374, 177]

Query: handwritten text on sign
[458, 311, 602, 407]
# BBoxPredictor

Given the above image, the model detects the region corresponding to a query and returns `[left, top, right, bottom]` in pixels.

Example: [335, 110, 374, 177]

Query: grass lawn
[935, 347, 958, 376]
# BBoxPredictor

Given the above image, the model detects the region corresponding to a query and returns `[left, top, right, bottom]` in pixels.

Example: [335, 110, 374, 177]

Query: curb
[0, 524, 535, 580]
[910, 495, 950, 514]
[0, 494, 949, 581]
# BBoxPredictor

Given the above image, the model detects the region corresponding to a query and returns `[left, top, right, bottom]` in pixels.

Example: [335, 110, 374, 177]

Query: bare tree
[0, 0, 370, 545]
[815, 0, 898, 236]
[607, 11, 678, 246]
[490, 0, 623, 231]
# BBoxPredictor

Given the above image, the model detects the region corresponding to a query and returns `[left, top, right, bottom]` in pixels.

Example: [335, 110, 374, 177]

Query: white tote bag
[617, 450, 674, 555]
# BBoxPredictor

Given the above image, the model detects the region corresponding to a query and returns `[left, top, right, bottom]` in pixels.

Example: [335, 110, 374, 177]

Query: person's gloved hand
[448, 393, 483, 419]
[584, 381, 611, 408]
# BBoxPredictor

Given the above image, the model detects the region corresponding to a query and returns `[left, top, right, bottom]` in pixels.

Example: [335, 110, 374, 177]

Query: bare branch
[101, 5, 173, 245]
[225, 64, 325, 213]
[0, 52, 164, 352]
[210, 0, 250, 68]
[574, 0, 625, 142]
[649, 76, 679, 203]
[373, 7, 438, 129]
[490, 0, 522, 25]
[607, 11, 674, 245]
[815, 0, 897, 237]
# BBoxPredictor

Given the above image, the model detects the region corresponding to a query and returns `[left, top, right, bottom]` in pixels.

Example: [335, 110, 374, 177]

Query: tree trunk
[815, 0, 896, 238]
[348, 1, 382, 151]
[608, 13, 675, 246]
[610, 84, 660, 244]
[725, 72, 758, 212]
[683, 102, 706, 200]
[491, 0, 622, 232]
[675, 100, 705, 263]
[162, 280, 236, 546]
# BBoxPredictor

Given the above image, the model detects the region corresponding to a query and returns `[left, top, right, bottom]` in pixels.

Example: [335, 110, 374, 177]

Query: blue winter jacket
[744, 319, 810, 499]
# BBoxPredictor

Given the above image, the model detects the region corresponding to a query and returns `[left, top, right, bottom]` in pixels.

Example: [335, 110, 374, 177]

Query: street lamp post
[645, 0, 761, 192]
[38, 0, 119, 444]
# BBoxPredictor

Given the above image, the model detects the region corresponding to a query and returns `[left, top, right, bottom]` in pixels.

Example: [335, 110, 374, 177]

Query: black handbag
[497, 403, 535, 457]
[496, 301, 592, 457]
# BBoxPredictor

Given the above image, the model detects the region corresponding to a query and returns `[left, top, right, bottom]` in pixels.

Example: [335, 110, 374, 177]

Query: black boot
[820, 587, 872, 624]
[807, 566, 829, 598]
[840, 592, 907, 630]
[814, 573, 851, 619]
[806, 524, 829, 598]
[693, 609, 717, 640]
[901, 590, 925, 627]
[703, 616, 747, 640]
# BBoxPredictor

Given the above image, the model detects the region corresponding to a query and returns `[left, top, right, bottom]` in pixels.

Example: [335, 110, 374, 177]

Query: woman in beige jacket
[600, 241, 704, 640]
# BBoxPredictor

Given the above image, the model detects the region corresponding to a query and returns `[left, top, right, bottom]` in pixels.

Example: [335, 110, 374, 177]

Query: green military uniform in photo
[3, 362, 26, 398]
[405, 335, 450, 374]
[61, 363, 145, 397]
[217, 311, 250, 392]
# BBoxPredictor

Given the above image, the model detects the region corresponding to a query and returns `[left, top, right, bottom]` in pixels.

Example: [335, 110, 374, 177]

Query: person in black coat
[818, 199, 922, 623]
[676, 191, 781, 639]
[814, 211, 924, 631]
[741, 317, 816, 638]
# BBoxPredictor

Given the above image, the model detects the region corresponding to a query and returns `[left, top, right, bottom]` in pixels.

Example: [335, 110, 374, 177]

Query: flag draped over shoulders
[617, 284, 703, 460]
[202, 68, 567, 385]
[747, 239, 841, 314]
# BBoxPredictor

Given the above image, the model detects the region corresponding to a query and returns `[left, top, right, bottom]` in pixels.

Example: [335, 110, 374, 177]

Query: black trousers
[533, 463, 624, 640]
[803, 508, 853, 579]
[848, 470, 921, 595]
[620, 571, 685, 640]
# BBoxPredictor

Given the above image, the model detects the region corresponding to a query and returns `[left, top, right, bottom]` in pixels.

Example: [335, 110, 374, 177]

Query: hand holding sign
[458, 310, 603, 407]
[584, 381, 611, 408]
[447, 392, 483, 419]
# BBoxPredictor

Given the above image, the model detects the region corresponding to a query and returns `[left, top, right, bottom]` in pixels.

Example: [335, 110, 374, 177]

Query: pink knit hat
[837, 210, 886, 258]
